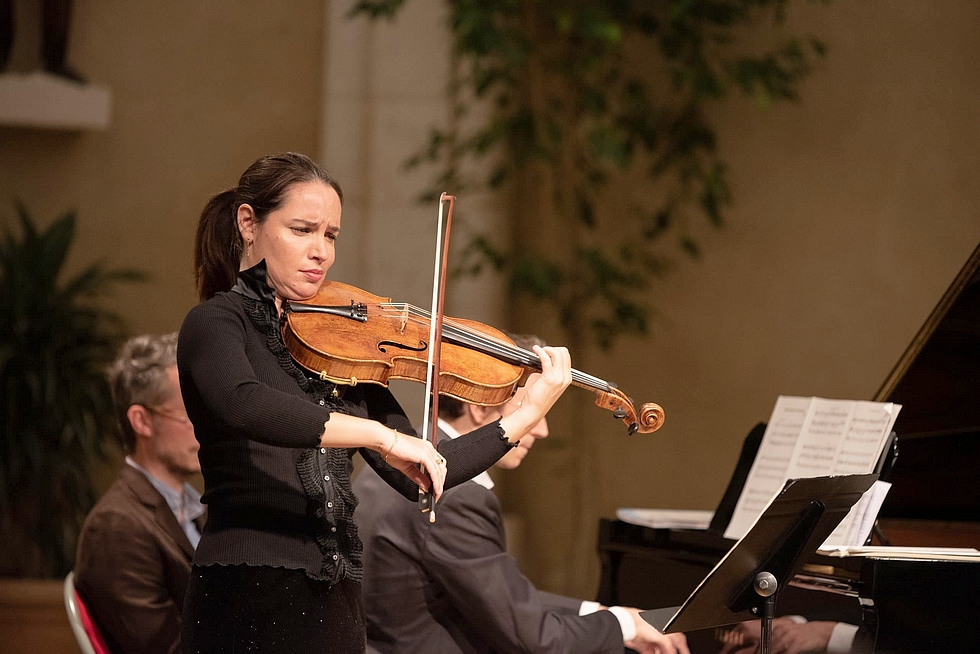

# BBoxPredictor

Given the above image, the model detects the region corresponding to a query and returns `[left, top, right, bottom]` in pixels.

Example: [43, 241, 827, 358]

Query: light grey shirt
[125, 456, 204, 549]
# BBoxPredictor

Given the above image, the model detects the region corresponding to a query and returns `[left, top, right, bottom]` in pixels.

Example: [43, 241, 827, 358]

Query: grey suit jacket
[353, 432, 624, 654]
[75, 464, 204, 654]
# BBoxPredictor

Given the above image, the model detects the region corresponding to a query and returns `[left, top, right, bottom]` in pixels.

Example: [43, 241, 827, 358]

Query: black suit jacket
[75, 464, 204, 654]
[353, 430, 624, 654]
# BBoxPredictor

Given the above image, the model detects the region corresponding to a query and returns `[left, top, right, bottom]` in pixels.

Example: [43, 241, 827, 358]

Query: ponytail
[195, 188, 240, 301]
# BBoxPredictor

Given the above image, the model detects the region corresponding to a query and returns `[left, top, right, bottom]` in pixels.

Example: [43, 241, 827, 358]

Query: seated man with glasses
[75, 333, 203, 654]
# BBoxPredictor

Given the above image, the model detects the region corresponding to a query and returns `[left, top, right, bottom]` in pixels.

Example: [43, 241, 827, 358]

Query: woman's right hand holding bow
[319, 414, 447, 499]
[379, 427, 447, 501]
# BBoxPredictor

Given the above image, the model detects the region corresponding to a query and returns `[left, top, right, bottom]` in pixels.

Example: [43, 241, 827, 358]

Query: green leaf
[810, 36, 827, 57]
[40, 211, 77, 281]
[347, 0, 406, 20]
[577, 193, 596, 228]
[15, 200, 38, 241]
[680, 235, 701, 258]
[457, 235, 508, 277]
[60, 264, 148, 299]
[510, 256, 563, 299]
[698, 161, 731, 226]
[488, 165, 509, 189]
[588, 126, 632, 169]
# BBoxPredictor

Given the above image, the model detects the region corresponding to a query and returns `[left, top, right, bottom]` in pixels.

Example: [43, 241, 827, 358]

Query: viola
[281, 280, 665, 435]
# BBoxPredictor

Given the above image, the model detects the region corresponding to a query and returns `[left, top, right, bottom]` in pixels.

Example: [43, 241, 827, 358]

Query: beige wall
[0, 0, 324, 337]
[324, 0, 980, 599]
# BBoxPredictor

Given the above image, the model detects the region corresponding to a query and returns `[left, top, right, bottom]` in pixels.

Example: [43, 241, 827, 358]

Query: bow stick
[418, 193, 455, 522]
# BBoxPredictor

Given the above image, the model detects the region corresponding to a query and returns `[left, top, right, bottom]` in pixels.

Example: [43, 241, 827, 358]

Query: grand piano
[597, 243, 980, 653]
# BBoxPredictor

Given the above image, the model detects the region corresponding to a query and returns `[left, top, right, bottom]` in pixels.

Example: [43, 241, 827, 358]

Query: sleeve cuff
[608, 606, 637, 642]
[579, 600, 601, 616]
[827, 622, 859, 654]
[785, 615, 808, 625]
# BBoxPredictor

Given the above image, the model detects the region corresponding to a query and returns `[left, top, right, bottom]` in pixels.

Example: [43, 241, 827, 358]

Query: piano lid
[874, 241, 980, 436]
[874, 241, 980, 521]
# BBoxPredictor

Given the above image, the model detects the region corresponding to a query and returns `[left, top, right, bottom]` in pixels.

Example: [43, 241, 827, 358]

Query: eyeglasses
[147, 406, 192, 426]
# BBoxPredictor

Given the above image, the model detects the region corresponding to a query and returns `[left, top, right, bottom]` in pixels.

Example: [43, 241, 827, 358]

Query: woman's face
[238, 180, 342, 302]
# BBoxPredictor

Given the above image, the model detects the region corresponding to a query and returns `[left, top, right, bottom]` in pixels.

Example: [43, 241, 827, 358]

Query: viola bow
[418, 193, 455, 521]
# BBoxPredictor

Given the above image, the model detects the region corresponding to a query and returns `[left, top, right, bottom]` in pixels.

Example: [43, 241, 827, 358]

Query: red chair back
[64, 571, 112, 654]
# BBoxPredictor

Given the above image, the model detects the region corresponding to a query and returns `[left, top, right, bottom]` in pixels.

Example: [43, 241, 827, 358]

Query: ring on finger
[434, 454, 446, 466]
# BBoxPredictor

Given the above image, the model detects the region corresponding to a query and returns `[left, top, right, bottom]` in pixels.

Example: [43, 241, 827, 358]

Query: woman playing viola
[177, 152, 572, 654]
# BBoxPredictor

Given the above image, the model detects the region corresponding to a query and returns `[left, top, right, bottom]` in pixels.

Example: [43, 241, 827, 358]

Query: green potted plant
[0, 204, 143, 579]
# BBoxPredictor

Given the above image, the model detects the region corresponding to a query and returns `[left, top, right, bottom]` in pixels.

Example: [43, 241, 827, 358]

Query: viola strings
[374, 302, 611, 392]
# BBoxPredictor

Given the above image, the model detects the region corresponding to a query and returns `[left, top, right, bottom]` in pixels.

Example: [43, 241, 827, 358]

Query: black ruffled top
[177, 261, 512, 583]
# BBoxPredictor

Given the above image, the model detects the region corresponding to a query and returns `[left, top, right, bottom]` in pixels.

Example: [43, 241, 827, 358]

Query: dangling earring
[244, 241, 253, 266]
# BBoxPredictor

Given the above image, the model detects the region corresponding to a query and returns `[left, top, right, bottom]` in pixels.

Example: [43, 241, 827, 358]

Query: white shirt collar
[438, 418, 494, 490]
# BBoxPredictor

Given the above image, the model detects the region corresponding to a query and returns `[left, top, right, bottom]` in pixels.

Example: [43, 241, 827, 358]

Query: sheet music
[835, 401, 900, 473]
[787, 398, 854, 477]
[854, 481, 892, 543]
[821, 480, 891, 547]
[817, 545, 980, 561]
[724, 396, 901, 541]
[724, 396, 810, 539]
[616, 508, 714, 530]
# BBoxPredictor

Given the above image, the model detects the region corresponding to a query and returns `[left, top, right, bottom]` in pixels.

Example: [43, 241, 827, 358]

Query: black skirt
[182, 564, 365, 654]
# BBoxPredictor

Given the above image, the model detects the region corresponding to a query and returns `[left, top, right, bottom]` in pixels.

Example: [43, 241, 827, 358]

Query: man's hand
[718, 618, 836, 654]
[623, 607, 691, 654]
[772, 620, 835, 654]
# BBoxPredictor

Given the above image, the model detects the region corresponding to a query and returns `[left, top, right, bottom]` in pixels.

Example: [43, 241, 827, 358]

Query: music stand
[642, 474, 877, 654]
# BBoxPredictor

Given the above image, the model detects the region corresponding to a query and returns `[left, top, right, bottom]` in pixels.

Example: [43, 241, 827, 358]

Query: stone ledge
[0, 71, 112, 130]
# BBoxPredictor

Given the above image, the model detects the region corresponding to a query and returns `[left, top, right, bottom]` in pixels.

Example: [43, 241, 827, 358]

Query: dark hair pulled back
[194, 152, 343, 301]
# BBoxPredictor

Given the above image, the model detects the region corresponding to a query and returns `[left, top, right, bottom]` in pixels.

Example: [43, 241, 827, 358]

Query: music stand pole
[753, 572, 777, 654]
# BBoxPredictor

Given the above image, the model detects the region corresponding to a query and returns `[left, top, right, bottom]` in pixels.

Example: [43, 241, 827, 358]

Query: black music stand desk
[642, 474, 877, 653]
